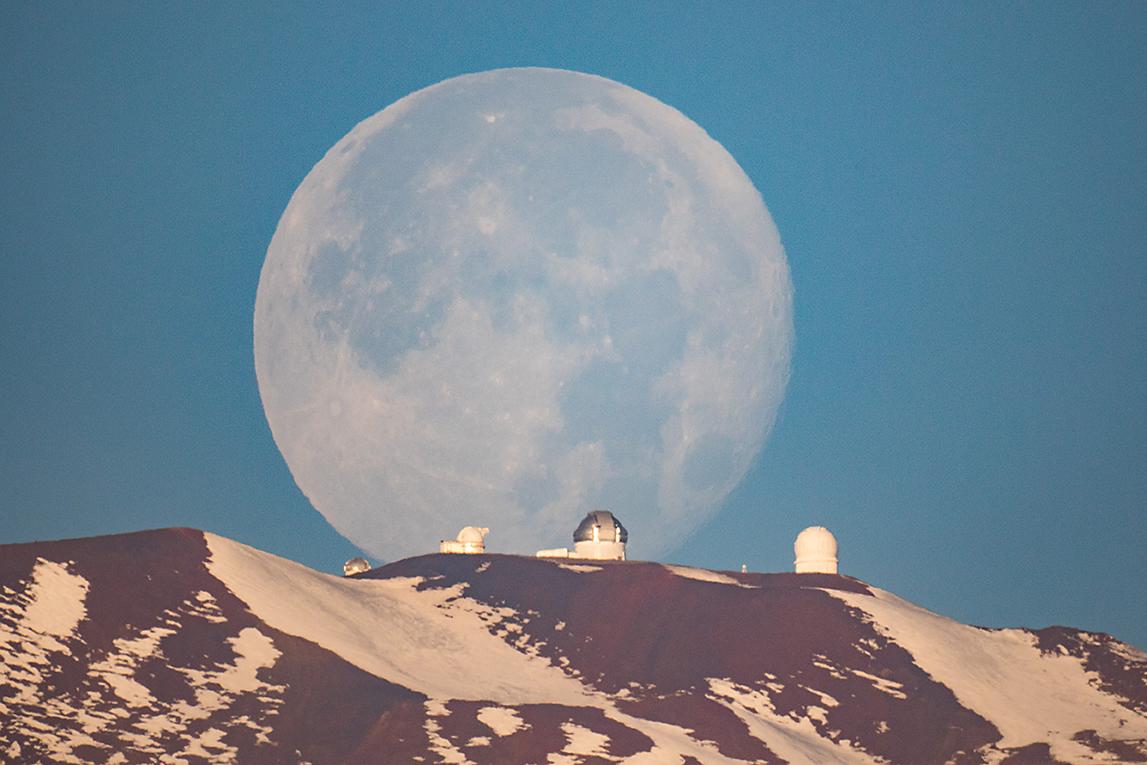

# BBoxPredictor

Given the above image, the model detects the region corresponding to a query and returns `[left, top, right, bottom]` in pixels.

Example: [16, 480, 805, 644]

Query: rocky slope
[1, 528, 1145, 764]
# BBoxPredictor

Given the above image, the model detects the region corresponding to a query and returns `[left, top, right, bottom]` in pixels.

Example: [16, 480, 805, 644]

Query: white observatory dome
[794, 526, 838, 574]
[440, 526, 489, 554]
[457, 526, 489, 545]
[343, 557, 371, 577]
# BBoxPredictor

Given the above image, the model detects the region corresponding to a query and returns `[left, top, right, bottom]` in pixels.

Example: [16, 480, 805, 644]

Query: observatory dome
[342, 557, 371, 577]
[457, 526, 489, 545]
[794, 526, 838, 574]
[440, 526, 489, 554]
[571, 510, 628, 560]
[574, 511, 628, 544]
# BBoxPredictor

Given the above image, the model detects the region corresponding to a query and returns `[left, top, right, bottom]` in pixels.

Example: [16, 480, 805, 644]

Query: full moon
[255, 68, 792, 561]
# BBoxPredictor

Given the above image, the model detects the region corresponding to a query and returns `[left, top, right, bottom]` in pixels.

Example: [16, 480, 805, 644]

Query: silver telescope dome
[573, 510, 628, 544]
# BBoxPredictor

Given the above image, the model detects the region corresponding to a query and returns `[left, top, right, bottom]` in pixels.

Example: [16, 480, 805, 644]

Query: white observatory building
[794, 526, 838, 574]
[537, 510, 628, 560]
[439, 526, 489, 554]
[342, 557, 371, 577]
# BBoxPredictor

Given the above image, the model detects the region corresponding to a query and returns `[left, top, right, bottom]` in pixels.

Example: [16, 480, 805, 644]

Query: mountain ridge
[1, 527, 1144, 764]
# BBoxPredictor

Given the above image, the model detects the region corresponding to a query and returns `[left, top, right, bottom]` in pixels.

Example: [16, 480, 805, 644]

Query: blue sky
[2, 3, 1145, 647]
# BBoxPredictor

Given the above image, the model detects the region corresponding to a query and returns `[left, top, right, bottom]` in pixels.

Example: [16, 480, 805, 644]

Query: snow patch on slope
[425, 701, 472, 764]
[20, 559, 89, 641]
[89, 623, 177, 707]
[662, 565, 754, 587]
[554, 563, 603, 573]
[116, 621, 284, 760]
[0, 559, 93, 763]
[708, 678, 885, 765]
[549, 721, 610, 763]
[477, 705, 526, 736]
[829, 587, 1147, 762]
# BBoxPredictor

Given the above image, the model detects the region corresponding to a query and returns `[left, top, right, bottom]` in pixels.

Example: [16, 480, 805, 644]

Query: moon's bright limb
[255, 68, 792, 561]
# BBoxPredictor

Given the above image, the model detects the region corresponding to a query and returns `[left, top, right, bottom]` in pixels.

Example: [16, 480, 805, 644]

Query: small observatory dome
[794, 526, 838, 574]
[440, 526, 489, 554]
[343, 557, 371, 577]
[572, 510, 628, 560]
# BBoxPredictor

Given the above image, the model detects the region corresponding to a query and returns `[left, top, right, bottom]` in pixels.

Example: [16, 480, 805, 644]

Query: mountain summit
[1, 528, 1144, 764]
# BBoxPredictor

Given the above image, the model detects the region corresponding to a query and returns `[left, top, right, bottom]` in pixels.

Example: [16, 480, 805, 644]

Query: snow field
[205, 534, 829, 764]
[829, 587, 1147, 763]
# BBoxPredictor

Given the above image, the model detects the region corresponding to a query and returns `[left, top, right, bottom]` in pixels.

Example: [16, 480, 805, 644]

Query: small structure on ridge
[794, 526, 838, 574]
[343, 557, 371, 577]
[440, 526, 489, 554]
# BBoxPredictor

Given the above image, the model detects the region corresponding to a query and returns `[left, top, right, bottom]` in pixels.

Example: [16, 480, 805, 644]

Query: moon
[254, 68, 792, 561]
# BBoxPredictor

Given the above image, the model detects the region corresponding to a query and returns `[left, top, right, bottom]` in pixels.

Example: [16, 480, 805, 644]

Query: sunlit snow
[829, 586, 1147, 762]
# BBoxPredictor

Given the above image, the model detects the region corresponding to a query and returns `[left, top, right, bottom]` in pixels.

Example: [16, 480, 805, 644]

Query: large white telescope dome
[794, 526, 838, 574]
